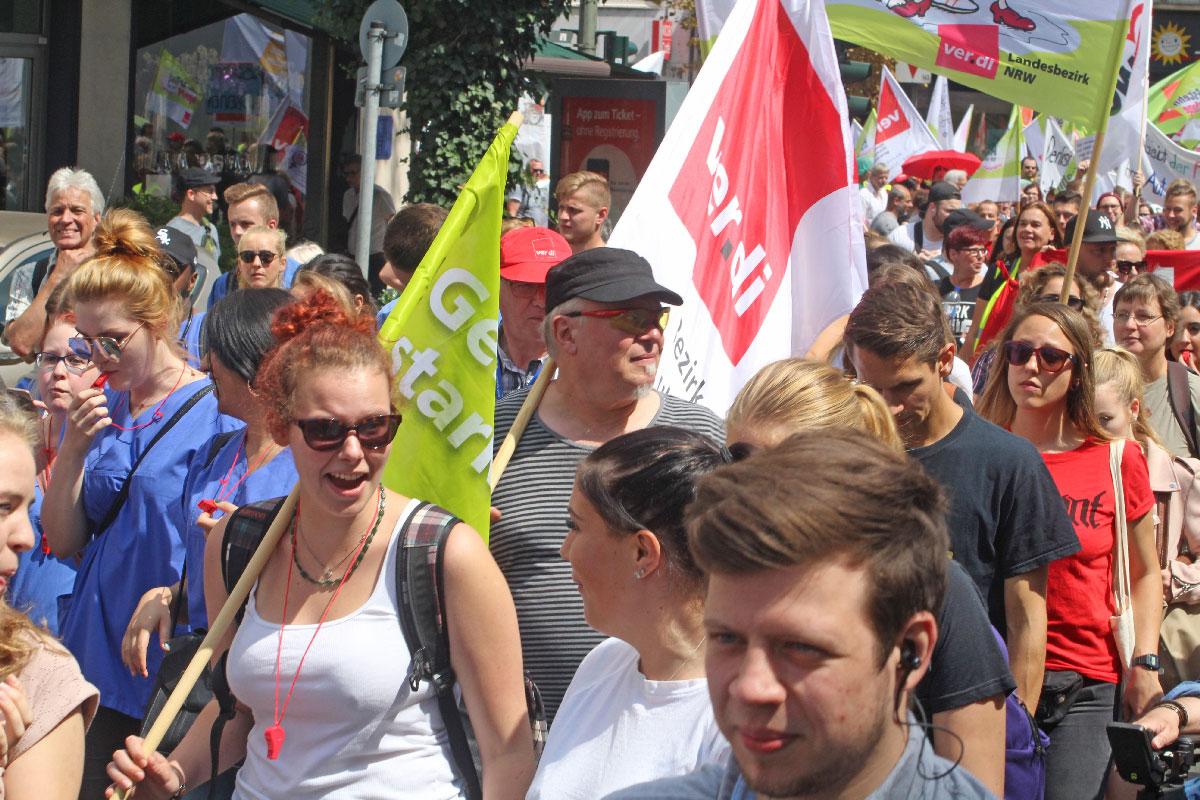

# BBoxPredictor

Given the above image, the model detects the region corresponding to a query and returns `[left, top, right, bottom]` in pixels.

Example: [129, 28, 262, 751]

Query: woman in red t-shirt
[978, 302, 1163, 800]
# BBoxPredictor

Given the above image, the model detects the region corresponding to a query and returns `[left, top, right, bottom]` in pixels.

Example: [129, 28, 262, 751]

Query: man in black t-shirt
[845, 280, 1079, 712]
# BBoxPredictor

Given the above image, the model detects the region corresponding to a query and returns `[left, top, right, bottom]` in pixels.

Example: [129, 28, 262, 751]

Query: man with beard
[489, 248, 724, 721]
[1163, 179, 1200, 250]
[844, 280, 1078, 712]
[1064, 209, 1119, 341]
[609, 431, 995, 799]
[868, 184, 913, 238]
[5, 167, 103, 358]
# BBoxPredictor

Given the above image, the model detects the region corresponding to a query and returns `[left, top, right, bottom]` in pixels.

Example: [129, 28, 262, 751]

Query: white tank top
[227, 499, 466, 799]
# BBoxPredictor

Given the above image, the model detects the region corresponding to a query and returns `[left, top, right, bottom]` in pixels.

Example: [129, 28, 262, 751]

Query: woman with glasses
[940, 223, 991, 350]
[119, 288, 298, 681]
[39, 209, 232, 798]
[1171, 292, 1200, 372]
[977, 303, 1163, 800]
[105, 290, 535, 799]
[234, 225, 287, 291]
[7, 284, 97, 636]
[1097, 193, 1124, 227]
[1115, 226, 1147, 285]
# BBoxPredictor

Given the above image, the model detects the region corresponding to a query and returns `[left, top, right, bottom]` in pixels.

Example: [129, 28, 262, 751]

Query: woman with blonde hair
[0, 394, 99, 798]
[1094, 347, 1200, 692]
[234, 224, 287, 290]
[978, 304, 1162, 799]
[725, 358, 1015, 798]
[41, 209, 233, 796]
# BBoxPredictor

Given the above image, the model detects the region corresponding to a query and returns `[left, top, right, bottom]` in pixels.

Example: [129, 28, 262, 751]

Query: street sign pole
[355, 20, 386, 278]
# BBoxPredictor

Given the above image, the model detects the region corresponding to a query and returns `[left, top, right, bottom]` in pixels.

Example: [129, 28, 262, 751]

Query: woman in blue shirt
[121, 288, 298, 678]
[41, 210, 233, 798]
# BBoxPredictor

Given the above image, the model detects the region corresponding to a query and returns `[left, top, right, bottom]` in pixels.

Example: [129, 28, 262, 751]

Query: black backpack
[209, 496, 546, 799]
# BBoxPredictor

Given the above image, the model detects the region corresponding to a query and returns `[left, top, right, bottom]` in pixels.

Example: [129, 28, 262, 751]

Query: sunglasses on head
[294, 414, 402, 451]
[1037, 294, 1084, 312]
[1002, 340, 1079, 373]
[1116, 259, 1145, 277]
[562, 307, 670, 335]
[68, 323, 144, 362]
[238, 250, 277, 265]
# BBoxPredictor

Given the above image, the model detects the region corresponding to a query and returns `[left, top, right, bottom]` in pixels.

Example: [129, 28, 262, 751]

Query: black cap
[940, 208, 993, 238]
[1064, 209, 1117, 244]
[928, 181, 961, 203]
[155, 226, 197, 269]
[180, 168, 220, 189]
[545, 247, 683, 312]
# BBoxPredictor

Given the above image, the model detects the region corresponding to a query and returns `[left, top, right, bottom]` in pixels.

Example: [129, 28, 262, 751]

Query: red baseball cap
[500, 227, 571, 284]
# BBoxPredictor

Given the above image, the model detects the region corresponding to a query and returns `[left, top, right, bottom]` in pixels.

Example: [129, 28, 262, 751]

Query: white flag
[609, 0, 866, 414]
[1040, 118, 1075, 194]
[874, 66, 940, 181]
[1024, 117, 1046, 165]
[926, 75, 954, 150]
[953, 104, 974, 153]
[1095, 0, 1152, 183]
[1142, 122, 1200, 205]
[962, 106, 1023, 204]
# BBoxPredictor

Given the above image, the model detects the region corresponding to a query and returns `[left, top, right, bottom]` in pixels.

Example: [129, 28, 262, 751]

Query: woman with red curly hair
[106, 291, 535, 799]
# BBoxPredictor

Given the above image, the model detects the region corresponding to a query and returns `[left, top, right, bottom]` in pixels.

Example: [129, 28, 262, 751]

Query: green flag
[1149, 59, 1200, 149]
[377, 120, 517, 541]
[961, 106, 1023, 204]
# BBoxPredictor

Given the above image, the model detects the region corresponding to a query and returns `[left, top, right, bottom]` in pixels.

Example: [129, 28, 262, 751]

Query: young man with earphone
[608, 430, 996, 799]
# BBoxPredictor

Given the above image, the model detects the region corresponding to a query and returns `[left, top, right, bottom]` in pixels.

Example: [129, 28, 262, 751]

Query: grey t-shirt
[1144, 367, 1200, 459]
[490, 389, 724, 721]
[605, 721, 996, 799]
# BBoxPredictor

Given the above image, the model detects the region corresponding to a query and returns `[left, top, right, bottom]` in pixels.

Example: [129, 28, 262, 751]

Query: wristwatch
[1131, 654, 1161, 672]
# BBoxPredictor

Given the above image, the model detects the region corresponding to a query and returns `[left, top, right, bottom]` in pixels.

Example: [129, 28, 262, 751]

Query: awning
[526, 39, 652, 79]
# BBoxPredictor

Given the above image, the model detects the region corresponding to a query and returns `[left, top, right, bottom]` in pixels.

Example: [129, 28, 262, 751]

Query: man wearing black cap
[895, 181, 961, 257]
[489, 247, 724, 722]
[154, 226, 205, 365]
[1064, 209, 1118, 341]
[168, 168, 222, 264]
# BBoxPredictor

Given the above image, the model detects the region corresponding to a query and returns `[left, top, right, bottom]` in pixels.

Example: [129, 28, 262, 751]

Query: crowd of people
[0, 141, 1198, 800]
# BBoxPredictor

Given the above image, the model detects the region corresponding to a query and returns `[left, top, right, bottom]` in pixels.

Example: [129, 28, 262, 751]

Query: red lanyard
[39, 418, 55, 554]
[109, 366, 187, 432]
[198, 436, 280, 515]
[265, 495, 375, 760]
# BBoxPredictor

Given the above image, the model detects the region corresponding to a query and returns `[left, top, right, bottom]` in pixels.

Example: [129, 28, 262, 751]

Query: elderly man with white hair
[859, 162, 889, 225]
[4, 167, 104, 358]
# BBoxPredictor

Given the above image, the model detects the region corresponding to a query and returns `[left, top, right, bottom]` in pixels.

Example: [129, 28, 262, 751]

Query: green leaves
[316, 0, 571, 207]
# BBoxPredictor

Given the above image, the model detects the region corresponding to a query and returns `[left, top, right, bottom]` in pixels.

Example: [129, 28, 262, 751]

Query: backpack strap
[208, 495, 288, 797]
[394, 502, 482, 800]
[1167, 362, 1200, 459]
[31, 257, 50, 298]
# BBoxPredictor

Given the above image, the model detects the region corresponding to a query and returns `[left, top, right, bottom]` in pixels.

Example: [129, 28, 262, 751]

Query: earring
[634, 568, 645, 580]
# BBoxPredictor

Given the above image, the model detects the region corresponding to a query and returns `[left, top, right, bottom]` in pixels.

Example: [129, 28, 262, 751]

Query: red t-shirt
[1040, 439, 1154, 683]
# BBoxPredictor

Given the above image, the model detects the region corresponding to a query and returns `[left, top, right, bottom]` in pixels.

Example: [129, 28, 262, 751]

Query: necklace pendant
[321, 568, 333, 582]
[265, 724, 286, 760]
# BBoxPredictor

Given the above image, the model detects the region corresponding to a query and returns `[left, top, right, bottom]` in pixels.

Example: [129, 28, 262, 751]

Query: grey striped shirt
[490, 389, 724, 721]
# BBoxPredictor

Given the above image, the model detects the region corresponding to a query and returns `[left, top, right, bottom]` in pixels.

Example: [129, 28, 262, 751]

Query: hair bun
[91, 208, 160, 261]
[270, 289, 375, 346]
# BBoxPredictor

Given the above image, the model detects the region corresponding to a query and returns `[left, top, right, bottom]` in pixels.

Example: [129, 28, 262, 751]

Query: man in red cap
[497, 226, 570, 399]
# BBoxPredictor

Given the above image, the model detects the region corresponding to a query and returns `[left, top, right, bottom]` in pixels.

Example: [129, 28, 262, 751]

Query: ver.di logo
[936, 24, 1000, 79]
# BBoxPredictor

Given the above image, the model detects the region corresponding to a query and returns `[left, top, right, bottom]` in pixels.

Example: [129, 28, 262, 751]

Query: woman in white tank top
[105, 292, 534, 799]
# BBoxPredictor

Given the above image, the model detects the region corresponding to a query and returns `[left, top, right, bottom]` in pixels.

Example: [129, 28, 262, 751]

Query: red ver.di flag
[609, 0, 867, 414]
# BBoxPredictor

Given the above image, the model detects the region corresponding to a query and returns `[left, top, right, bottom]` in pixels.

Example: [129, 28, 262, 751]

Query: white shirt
[527, 638, 729, 800]
[859, 184, 887, 224]
[1186, 228, 1200, 251]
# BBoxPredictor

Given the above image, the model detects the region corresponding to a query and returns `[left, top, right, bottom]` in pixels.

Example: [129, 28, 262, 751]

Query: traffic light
[836, 41, 872, 121]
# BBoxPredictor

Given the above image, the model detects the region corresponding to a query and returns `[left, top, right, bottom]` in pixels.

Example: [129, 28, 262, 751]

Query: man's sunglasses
[562, 307, 670, 335]
[238, 250, 277, 265]
[1116, 259, 1146, 277]
[68, 323, 144, 362]
[294, 414, 402, 451]
[1037, 294, 1084, 312]
[1002, 341, 1079, 374]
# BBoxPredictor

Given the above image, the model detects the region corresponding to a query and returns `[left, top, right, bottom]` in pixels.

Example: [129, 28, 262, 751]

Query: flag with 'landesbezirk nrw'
[608, 0, 867, 415]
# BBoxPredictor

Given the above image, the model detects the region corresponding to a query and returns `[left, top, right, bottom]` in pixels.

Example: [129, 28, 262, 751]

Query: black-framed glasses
[1037, 294, 1084, 312]
[562, 307, 670, 335]
[68, 322, 144, 362]
[34, 351, 91, 374]
[238, 250, 277, 265]
[1002, 341, 1079, 374]
[1116, 259, 1146, 277]
[294, 414, 402, 451]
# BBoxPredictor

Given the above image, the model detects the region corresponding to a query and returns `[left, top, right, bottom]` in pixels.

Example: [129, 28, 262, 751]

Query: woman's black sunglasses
[1037, 294, 1084, 312]
[294, 414, 402, 451]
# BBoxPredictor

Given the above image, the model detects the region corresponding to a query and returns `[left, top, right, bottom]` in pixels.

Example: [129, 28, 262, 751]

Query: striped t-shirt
[490, 389, 724, 721]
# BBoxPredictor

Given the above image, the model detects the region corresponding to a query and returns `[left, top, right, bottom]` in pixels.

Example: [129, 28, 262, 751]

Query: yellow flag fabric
[377, 121, 517, 541]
